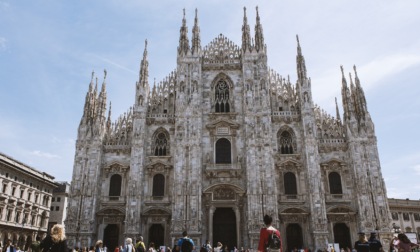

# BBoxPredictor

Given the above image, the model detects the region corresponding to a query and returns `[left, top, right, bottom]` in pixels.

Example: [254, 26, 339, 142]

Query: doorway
[333, 223, 351, 249]
[149, 224, 164, 249]
[212, 208, 237, 250]
[286, 224, 303, 252]
[104, 224, 119, 251]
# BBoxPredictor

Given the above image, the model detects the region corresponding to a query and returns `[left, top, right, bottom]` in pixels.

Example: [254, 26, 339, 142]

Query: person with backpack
[135, 237, 146, 252]
[258, 215, 282, 252]
[177, 231, 195, 252]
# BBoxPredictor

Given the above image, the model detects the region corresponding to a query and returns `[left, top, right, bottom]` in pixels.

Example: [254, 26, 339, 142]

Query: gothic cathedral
[65, 8, 392, 252]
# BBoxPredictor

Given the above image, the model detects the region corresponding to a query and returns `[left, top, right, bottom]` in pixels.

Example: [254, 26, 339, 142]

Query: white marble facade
[65, 7, 393, 252]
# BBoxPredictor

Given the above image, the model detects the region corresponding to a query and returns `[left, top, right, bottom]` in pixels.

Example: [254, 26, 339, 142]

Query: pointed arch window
[153, 132, 169, 156]
[215, 138, 231, 164]
[152, 174, 165, 197]
[215, 80, 230, 113]
[109, 174, 122, 200]
[284, 172, 297, 195]
[328, 172, 343, 194]
[279, 131, 294, 154]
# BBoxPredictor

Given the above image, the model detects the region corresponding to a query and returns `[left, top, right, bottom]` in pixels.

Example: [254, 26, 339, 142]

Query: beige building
[48, 182, 70, 230]
[65, 8, 393, 252]
[0, 152, 57, 250]
[389, 198, 420, 239]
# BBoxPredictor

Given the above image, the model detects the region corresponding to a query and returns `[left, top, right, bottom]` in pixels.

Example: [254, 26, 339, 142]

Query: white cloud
[358, 53, 420, 90]
[30, 150, 61, 159]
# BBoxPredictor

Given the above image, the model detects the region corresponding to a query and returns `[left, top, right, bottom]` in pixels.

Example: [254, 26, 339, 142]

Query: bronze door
[104, 224, 119, 251]
[212, 208, 237, 250]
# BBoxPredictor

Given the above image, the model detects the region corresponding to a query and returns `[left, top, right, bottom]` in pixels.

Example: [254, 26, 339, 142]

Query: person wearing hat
[368, 232, 383, 252]
[354, 232, 370, 252]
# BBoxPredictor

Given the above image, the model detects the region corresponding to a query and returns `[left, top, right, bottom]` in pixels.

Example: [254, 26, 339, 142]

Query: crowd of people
[2, 220, 420, 252]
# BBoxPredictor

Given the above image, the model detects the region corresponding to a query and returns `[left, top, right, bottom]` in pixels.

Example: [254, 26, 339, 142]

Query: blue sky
[0, 1, 419, 199]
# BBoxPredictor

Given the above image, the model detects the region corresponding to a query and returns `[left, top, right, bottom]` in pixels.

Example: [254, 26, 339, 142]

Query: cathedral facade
[65, 8, 393, 252]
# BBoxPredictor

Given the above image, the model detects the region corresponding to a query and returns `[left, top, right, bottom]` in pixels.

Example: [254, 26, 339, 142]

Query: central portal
[212, 208, 237, 250]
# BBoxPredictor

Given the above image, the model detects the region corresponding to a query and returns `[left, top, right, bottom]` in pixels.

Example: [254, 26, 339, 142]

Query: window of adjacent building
[215, 138, 231, 164]
[35, 194, 39, 203]
[55, 206, 59, 211]
[27, 192, 32, 201]
[20, 189, 24, 198]
[23, 213, 28, 224]
[15, 212, 20, 222]
[0, 207, 3, 220]
[2, 184, 6, 193]
[392, 212, 399, 220]
[52, 197, 55, 202]
[403, 213, 410, 221]
[32, 215, 36, 225]
[153, 132, 169, 156]
[414, 213, 420, 221]
[152, 174, 165, 197]
[328, 172, 343, 194]
[109, 174, 122, 200]
[284, 172, 298, 195]
[57, 197, 61, 202]
[215, 80, 230, 113]
[11, 187, 16, 196]
[278, 131, 294, 154]
[50, 206, 54, 211]
[5, 173, 8, 178]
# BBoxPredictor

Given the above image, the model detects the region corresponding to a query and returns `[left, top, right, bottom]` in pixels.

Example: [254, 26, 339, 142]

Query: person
[124, 238, 135, 252]
[89, 246, 95, 252]
[177, 231, 195, 252]
[172, 245, 180, 252]
[148, 243, 156, 252]
[136, 237, 146, 252]
[257, 215, 281, 252]
[39, 224, 68, 252]
[368, 232, 383, 252]
[354, 232, 369, 252]
[214, 243, 223, 252]
[394, 233, 419, 252]
[95, 241, 104, 252]
[31, 237, 42, 252]
[2, 239, 16, 252]
[204, 241, 211, 252]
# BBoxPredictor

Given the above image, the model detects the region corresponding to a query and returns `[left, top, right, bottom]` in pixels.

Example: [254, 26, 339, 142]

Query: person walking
[368, 232, 383, 252]
[394, 233, 419, 252]
[39, 224, 68, 252]
[257, 215, 282, 252]
[124, 238, 135, 252]
[2, 239, 16, 252]
[136, 237, 146, 252]
[177, 231, 194, 252]
[354, 232, 369, 252]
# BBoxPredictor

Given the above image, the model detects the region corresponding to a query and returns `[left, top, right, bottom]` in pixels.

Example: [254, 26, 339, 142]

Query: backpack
[181, 238, 193, 252]
[136, 242, 145, 252]
[266, 230, 281, 252]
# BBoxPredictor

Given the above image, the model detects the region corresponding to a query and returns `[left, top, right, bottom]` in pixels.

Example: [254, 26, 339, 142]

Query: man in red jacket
[258, 215, 282, 252]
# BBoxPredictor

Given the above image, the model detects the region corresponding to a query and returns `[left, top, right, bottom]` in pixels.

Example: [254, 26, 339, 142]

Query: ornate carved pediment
[213, 188, 235, 200]
[142, 207, 171, 216]
[327, 206, 355, 214]
[206, 118, 240, 136]
[203, 184, 245, 202]
[280, 207, 309, 214]
[276, 158, 302, 171]
[202, 35, 241, 67]
[320, 159, 346, 171]
[96, 207, 125, 216]
[103, 162, 130, 176]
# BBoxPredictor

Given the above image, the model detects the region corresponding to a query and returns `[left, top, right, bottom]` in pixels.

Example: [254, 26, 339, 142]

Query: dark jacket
[2, 245, 16, 252]
[40, 235, 68, 252]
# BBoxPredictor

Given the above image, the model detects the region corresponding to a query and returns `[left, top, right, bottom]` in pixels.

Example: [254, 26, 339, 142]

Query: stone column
[209, 206, 215, 243]
[234, 206, 241, 247]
